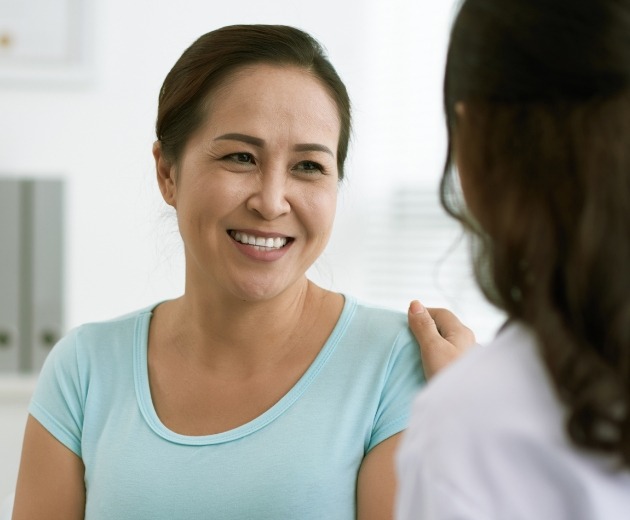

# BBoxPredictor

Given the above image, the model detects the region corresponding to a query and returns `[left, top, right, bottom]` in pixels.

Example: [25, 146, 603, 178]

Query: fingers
[408, 300, 477, 379]
[426, 307, 476, 349]
[407, 300, 445, 352]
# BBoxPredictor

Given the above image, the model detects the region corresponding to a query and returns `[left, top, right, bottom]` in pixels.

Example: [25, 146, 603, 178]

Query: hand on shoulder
[408, 300, 476, 379]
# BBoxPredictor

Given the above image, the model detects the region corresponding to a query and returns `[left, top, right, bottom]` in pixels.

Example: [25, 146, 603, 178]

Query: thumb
[407, 300, 442, 350]
[408, 300, 476, 379]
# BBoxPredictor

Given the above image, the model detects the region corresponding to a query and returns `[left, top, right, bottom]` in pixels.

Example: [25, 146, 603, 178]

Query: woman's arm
[12, 415, 85, 520]
[356, 433, 402, 520]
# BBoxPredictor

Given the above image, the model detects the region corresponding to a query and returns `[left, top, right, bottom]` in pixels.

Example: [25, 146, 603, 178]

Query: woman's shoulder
[334, 296, 423, 392]
[49, 303, 157, 364]
[75, 303, 155, 336]
[409, 322, 558, 438]
[342, 295, 417, 350]
[399, 325, 630, 518]
[346, 296, 410, 330]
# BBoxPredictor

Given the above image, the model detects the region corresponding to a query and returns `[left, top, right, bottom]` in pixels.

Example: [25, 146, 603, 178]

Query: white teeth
[230, 231, 288, 250]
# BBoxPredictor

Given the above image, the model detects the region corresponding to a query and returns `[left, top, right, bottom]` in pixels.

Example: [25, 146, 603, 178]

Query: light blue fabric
[29, 295, 423, 520]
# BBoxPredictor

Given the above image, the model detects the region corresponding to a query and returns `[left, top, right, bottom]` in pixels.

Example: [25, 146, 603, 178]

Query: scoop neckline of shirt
[132, 294, 356, 445]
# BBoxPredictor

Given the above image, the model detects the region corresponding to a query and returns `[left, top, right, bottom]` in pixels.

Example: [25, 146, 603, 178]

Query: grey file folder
[0, 180, 22, 372]
[0, 178, 64, 373]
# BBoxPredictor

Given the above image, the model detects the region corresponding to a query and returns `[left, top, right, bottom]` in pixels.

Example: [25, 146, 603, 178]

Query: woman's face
[155, 64, 341, 302]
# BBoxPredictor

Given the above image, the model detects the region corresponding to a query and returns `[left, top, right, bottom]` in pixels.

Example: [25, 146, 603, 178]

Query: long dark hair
[155, 24, 351, 179]
[442, 0, 630, 464]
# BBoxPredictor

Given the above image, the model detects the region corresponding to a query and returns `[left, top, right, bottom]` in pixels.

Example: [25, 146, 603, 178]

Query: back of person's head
[155, 24, 352, 179]
[441, 0, 630, 465]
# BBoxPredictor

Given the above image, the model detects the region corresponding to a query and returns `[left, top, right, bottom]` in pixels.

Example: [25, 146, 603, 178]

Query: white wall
[0, 0, 490, 331]
[0, 0, 505, 500]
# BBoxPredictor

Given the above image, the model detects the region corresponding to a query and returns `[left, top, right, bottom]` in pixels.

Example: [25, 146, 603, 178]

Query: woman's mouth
[229, 231, 291, 250]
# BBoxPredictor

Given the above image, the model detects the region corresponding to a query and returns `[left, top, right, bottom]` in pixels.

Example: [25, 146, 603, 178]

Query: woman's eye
[226, 152, 255, 164]
[294, 161, 323, 174]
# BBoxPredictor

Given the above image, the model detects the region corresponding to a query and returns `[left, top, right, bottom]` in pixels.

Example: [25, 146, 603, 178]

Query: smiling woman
[11, 25, 426, 520]
[154, 64, 341, 302]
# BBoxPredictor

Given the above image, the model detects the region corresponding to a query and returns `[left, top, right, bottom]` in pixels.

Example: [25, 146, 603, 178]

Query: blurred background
[0, 0, 505, 499]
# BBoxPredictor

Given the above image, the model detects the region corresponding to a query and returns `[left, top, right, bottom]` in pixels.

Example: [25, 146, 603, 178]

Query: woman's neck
[153, 279, 341, 376]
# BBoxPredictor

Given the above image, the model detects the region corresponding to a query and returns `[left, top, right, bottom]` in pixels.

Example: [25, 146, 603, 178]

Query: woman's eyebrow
[214, 133, 264, 147]
[214, 133, 333, 156]
[293, 143, 334, 156]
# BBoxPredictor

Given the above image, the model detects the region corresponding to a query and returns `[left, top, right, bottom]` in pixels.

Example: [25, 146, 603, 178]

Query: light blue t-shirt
[30, 295, 423, 519]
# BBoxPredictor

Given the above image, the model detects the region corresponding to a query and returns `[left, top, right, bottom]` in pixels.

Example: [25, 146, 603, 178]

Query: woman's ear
[153, 141, 177, 208]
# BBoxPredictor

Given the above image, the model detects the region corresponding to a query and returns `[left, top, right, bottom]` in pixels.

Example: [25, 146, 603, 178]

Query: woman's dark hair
[155, 24, 351, 179]
[442, 0, 630, 464]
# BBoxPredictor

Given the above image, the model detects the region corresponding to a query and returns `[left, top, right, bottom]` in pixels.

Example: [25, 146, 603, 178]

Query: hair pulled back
[155, 24, 351, 178]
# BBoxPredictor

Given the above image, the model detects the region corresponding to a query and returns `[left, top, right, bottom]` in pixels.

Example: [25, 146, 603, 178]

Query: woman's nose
[246, 169, 291, 220]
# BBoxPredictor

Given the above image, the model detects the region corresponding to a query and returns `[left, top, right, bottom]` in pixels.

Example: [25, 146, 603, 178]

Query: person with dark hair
[397, 0, 630, 517]
[12, 25, 425, 520]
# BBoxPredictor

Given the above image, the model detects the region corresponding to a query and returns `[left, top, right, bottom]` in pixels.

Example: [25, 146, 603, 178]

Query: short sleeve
[367, 327, 424, 452]
[29, 327, 86, 457]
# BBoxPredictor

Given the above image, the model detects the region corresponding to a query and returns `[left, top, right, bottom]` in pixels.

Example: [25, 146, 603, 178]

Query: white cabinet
[0, 0, 91, 83]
